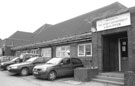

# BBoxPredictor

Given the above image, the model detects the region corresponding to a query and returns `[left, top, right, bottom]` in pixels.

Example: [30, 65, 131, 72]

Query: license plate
[7, 67, 10, 70]
[34, 71, 38, 74]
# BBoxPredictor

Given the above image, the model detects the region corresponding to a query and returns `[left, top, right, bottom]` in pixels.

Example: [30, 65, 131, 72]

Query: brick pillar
[38, 48, 41, 56]
[92, 32, 102, 71]
[70, 43, 77, 58]
[127, 13, 135, 71]
[52, 46, 56, 57]
[128, 26, 135, 71]
[124, 71, 135, 86]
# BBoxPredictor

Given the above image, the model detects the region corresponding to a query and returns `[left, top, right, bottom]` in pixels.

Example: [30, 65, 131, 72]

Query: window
[61, 58, 71, 65]
[41, 48, 51, 57]
[78, 43, 92, 57]
[23, 50, 28, 54]
[30, 49, 38, 54]
[16, 51, 21, 56]
[78, 45, 85, 56]
[34, 57, 44, 63]
[71, 58, 82, 65]
[56, 46, 70, 57]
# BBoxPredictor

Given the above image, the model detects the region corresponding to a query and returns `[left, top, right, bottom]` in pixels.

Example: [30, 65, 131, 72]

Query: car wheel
[48, 71, 57, 81]
[6, 66, 9, 70]
[20, 68, 29, 76]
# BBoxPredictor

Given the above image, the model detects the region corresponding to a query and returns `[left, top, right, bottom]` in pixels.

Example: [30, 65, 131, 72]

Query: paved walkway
[1, 71, 121, 86]
[21, 76, 121, 86]
[58, 78, 120, 86]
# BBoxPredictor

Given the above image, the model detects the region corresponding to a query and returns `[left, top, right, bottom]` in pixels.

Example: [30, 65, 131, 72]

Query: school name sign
[96, 13, 131, 31]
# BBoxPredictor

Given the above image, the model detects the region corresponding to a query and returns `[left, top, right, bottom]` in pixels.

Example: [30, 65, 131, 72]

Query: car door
[29, 57, 44, 73]
[71, 58, 83, 71]
[56, 58, 73, 77]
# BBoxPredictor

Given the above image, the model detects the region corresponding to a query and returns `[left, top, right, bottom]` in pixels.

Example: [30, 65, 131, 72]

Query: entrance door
[103, 37, 119, 72]
[119, 38, 128, 72]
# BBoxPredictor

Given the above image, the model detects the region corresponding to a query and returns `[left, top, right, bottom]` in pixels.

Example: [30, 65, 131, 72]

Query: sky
[0, 0, 134, 40]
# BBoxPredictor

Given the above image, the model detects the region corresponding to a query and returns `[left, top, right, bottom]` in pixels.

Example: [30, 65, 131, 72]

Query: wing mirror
[60, 62, 64, 65]
[32, 62, 36, 65]
[14, 60, 19, 63]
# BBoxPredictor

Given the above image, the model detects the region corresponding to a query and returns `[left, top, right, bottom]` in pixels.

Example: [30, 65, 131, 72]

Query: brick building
[0, 31, 33, 56]
[10, 2, 135, 74]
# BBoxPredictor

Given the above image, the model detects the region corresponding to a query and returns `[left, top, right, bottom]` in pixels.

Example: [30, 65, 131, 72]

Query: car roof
[53, 57, 80, 60]
[21, 53, 39, 55]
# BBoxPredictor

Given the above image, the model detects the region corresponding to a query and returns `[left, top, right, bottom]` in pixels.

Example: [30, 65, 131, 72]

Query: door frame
[118, 37, 127, 72]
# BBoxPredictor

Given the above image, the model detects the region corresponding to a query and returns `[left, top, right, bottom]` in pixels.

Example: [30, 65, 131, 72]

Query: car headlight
[11, 66, 18, 69]
[1, 63, 4, 65]
[41, 67, 48, 72]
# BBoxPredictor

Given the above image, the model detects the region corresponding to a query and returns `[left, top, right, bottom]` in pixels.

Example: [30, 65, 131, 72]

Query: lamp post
[91, 27, 97, 33]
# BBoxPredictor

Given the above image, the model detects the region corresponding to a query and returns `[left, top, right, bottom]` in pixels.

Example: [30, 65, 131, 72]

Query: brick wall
[51, 42, 93, 67]
[70, 42, 93, 67]
[127, 12, 135, 71]
[4, 46, 14, 56]
[92, 32, 102, 71]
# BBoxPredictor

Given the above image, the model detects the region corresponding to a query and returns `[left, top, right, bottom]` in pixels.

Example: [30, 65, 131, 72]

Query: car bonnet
[34, 64, 54, 69]
[9, 62, 29, 67]
[1, 61, 13, 65]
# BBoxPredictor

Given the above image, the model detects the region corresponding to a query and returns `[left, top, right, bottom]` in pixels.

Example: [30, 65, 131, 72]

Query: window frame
[23, 50, 28, 54]
[71, 58, 82, 65]
[78, 44, 85, 57]
[78, 43, 92, 57]
[56, 45, 70, 57]
[30, 49, 38, 54]
[41, 48, 52, 57]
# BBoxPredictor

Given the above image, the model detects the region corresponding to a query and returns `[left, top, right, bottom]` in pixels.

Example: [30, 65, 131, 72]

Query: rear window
[26, 57, 38, 62]
[34, 57, 44, 63]
[71, 58, 82, 65]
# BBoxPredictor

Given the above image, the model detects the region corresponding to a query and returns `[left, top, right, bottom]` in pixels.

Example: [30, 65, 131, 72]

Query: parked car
[0, 56, 15, 63]
[33, 57, 84, 80]
[0, 57, 21, 70]
[19, 53, 40, 62]
[7, 57, 50, 76]
[0, 53, 39, 70]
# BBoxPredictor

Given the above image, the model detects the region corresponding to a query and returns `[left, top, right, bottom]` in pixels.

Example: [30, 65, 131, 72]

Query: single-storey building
[0, 24, 52, 56]
[0, 31, 33, 56]
[10, 2, 135, 74]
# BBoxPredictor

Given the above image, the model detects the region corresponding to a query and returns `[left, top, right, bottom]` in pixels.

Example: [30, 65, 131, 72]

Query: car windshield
[11, 57, 19, 61]
[46, 58, 63, 65]
[26, 57, 38, 62]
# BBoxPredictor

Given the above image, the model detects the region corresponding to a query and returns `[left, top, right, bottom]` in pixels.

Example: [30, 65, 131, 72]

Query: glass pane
[72, 58, 82, 64]
[78, 45, 84, 56]
[56, 46, 70, 57]
[41, 48, 51, 57]
[46, 58, 63, 65]
[85, 44, 91, 56]
[61, 47, 65, 51]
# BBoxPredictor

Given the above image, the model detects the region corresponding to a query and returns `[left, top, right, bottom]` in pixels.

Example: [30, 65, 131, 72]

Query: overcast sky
[0, 0, 134, 39]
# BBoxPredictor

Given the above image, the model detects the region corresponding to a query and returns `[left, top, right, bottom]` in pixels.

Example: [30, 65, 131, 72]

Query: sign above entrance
[96, 12, 131, 31]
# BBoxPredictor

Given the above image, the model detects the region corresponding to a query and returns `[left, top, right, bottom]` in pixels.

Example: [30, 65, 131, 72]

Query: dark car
[0, 53, 39, 70]
[0, 57, 21, 70]
[0, 56, 16, 63]
[33, 57, 84, 80]
[8, 57, 50, 76]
